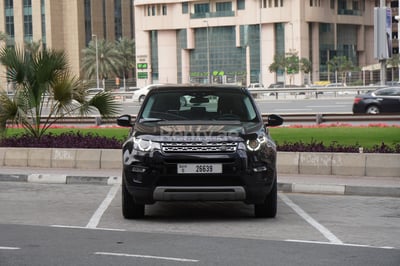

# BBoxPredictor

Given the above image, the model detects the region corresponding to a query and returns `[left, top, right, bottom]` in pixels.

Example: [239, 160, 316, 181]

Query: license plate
[177, 163, 222, 174]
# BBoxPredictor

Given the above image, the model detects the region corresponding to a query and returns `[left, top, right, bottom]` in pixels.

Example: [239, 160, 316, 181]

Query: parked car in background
[352, 87, 400, 114]
[122, 86, 140, 92]
[132, 84, 164, 103]
[268, 82, 284, 89]
[247, 83, 265, 89]
[117, 84, 284, 219]
[385, 81, 400, 86]
[87, 88, 104, 94]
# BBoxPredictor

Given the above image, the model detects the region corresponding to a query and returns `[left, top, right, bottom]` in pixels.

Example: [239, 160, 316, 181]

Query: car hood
[133, 121, 262, 140]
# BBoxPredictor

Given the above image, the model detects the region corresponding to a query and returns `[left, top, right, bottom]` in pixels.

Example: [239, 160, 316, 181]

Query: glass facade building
[134, 0, 378, 87]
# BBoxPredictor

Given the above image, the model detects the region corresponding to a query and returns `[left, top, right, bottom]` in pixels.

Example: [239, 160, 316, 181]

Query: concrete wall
[0, 148, 399, 177]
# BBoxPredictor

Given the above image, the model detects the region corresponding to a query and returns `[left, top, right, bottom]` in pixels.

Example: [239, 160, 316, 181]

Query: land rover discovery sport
[117, 84, 283, 218]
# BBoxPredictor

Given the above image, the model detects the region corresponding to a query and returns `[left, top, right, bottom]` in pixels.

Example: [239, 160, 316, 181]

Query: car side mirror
[265, 114, 283, 127]
[117, 114, 133, 127]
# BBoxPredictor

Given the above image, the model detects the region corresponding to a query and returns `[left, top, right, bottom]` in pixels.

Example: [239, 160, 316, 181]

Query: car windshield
[140, 90, 259, 123]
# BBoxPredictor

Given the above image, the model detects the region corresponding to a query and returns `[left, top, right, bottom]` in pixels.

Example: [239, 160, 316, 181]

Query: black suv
[117, 84, 283, 218]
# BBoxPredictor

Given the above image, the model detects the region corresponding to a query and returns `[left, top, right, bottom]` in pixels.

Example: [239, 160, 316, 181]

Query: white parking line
[279, 194, 343, 244]
[0, 246, 20, 250]
[95, 252, 199, 263]
[52, 225, 125, 232]
[86, 185, 120, 229]
[285, 240, 395, 250]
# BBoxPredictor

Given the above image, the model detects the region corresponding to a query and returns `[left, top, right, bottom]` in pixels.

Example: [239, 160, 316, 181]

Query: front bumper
[123, 148, 276, 205]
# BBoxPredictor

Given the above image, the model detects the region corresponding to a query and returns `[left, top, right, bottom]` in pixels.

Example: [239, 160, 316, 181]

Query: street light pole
[92, 34, 100, 89]
[203, 20, 210, 84]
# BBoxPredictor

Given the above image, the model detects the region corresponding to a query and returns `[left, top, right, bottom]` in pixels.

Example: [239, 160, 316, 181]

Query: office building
[134, 0, 384, 87]
[0, 0, 135, 90]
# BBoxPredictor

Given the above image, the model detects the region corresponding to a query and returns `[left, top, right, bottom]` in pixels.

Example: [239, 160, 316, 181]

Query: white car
[132, 84, 164, 103]
[87, 88, 105, 94]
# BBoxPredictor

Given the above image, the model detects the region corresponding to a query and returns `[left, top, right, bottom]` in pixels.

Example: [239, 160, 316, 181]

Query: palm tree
[115, 37, 136, 90]
[285, 51, 300, 86]
[0, 32, 8, 43]
[0, 45, 120, 139]
[300, 57, 312, 85]
[81, 39, 123, 90]
[327, 56, 357, 84]
[268, 54, 286, 83]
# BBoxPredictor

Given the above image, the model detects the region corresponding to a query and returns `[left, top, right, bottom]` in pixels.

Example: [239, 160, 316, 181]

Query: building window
[102, 0, 107, 38]
[182, 2, 189, 14]
[194, 3, 210, 14]
[237, 0, 245, 10]
[330, 0, 335, 9]
[265, 0, 283, 8]
[216, 2, 232, 12]
[162, 5, 167, 15]
[115, 0, 122, 40]
[41, 0, 46, 48]
[275, 23, 285, 81]
[150, 31, 159, 82]
[23, 0, 33, 42]
[310, 0, 321, 7]
[130, 0, 134, 38]
[84, 0, 92, 45]
[338, 0, 362, 15]
[5, 0, 15, 41]
[275, 0, 283, 7]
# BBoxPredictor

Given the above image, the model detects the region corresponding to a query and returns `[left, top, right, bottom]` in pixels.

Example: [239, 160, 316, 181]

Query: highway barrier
[9, 113, 399, 126]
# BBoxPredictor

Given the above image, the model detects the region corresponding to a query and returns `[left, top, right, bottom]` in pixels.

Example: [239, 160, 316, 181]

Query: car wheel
[366, 105, 380, 114]
[254, 176, 277, 218]
[122, 174, 145, 219]
[139, 95, 145, 103]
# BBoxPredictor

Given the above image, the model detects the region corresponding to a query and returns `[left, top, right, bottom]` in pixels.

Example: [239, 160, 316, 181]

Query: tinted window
[375, 88, 397, 96]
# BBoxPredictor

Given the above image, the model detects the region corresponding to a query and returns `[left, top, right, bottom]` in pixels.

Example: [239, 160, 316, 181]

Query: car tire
[139, 95, 145, 103]
[122, 174, 145, 219]
[366, 105, 380, 114]
[254, 176, 277, 218]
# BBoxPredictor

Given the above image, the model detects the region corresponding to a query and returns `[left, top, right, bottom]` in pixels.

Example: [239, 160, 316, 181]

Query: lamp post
[92, 34, 100, 89]
[203, 20, 210, 84]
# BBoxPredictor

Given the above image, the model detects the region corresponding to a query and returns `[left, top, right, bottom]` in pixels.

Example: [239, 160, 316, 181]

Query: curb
[278, 183, 400, 198]
[1, 174, 399, 198]
[0, 174, 121, 186]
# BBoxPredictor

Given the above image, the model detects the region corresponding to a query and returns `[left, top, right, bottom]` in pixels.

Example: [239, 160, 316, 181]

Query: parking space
[1, 182, 399, 250]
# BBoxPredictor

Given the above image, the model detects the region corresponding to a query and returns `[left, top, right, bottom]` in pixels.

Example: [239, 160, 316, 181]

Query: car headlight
[246, 136, 266, 151]
[133, 137, 160, 152]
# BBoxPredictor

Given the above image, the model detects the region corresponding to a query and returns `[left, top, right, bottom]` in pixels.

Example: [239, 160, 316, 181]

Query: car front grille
[161, 141, 238, 153]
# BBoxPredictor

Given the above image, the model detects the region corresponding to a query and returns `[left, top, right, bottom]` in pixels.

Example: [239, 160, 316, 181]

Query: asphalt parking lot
[1, 180, 399, 265]
[1, 181, 399, 249]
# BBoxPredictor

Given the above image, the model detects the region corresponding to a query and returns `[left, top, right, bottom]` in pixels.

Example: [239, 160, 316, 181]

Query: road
[1, 182, 399, 265]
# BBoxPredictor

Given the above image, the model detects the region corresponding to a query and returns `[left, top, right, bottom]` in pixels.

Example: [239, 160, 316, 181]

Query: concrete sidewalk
[0, 166, 399, 198]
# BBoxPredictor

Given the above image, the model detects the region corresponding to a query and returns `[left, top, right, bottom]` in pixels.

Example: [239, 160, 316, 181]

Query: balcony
[338, 9, 362, 16]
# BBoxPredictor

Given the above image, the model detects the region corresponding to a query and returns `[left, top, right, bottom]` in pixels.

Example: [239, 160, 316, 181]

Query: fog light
[131, 166, 147, 173]
[253, 166, 267, 172]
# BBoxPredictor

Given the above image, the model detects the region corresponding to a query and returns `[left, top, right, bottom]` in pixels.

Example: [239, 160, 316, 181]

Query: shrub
[0, 132, 122, 149]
